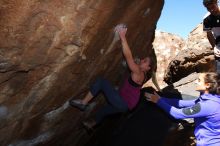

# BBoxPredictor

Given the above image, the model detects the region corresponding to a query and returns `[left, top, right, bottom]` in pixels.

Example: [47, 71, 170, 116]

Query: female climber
[70, 24, 156, 129]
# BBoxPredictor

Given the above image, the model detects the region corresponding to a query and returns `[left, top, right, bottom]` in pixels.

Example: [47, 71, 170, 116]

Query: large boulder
[164, 23, 215, 84]
[149, 30, 186, 88]
[0, 0, 164, 145]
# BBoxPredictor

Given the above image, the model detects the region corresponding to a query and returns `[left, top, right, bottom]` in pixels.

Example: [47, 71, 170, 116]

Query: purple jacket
[157, 93, 220, 146]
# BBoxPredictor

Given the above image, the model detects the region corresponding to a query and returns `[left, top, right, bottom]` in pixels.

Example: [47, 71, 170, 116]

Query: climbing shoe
[69, 99, 88, 111]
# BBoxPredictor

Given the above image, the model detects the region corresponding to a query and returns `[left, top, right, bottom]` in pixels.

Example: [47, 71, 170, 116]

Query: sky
[156, 0, 207, 39]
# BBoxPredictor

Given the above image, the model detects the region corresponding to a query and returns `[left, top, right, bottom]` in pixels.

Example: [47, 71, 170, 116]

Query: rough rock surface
[151, 24, 215, 87]
[150, 30, 186, 88]
[164, 23, 215, 84]
[0, 0, 164, 145]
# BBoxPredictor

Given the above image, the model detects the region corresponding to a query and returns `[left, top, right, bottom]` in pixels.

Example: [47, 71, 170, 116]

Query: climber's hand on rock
[115, 24, 127, 40]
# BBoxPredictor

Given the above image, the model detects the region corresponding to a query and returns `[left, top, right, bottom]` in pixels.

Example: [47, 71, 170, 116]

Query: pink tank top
[119, 76, 142, 110]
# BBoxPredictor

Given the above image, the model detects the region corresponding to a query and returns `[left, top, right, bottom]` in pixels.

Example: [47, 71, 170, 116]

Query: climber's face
[205, 3, 220, 15]
[140, 57, 151, 72]
[195, 73, 210, 93]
